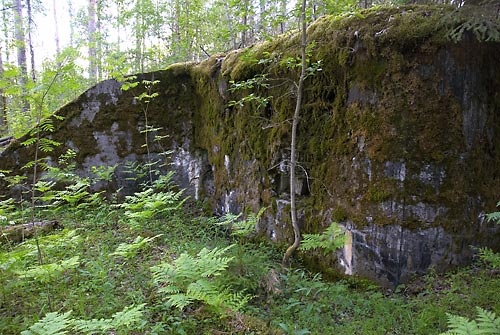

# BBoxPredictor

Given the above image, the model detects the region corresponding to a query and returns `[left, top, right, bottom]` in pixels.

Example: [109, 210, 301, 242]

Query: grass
[1, 190, 499, 335]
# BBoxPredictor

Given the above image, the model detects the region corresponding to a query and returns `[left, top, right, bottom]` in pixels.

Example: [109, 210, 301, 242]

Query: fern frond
[158, 285, 181, 294]
[486, 212, 500, 224]
[111, 303, 146, 329]
[151, 244, 247, 313]
[0, 248, 35, 273]
[18, 256, 80, 283]
[475, 307, 500, 334]
[21, 138, 37, 147]
[445, 313, 479, 334]
[196, 246, 235, 278]
[72, 318, 112, 334]
[39, 138, 61, 152]
[72, 304, 146, 333]
[478, 248, 500, 269]
[21, 311, 72, 335]
[167, 293, 194, 310]
[112, 234, 162, 259]
[441, 308, 500, 335]
[39, 118, 55, 132]
[299, 222, 346, 255]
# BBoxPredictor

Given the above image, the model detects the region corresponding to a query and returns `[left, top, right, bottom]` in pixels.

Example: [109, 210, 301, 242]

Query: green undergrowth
[1, 191, 499, 334]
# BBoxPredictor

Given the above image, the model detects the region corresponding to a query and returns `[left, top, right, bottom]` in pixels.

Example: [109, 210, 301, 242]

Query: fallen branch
[0, 220, 62, 244]
[0, 136, 13, 147]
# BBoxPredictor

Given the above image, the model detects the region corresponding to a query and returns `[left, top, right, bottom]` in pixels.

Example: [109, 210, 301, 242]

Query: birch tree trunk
[53, 0, 60, 56]
[26, 0, 35, 82]
[135, 0, 144, 72]
[0, 48, 5, 132]
[14, 0, 28, 83]
[280, 0, 287, 34]
[88, 0, 97, 81]
[68, 0, 74, 48]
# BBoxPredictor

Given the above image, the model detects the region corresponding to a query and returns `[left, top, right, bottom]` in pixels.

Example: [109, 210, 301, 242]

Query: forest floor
[1, 180, 499, 335]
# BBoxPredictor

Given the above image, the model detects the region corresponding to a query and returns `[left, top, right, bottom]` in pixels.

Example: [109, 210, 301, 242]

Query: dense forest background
[0, 0, 494, 137]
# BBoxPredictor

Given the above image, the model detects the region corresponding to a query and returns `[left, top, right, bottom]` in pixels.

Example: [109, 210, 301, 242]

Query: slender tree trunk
[184, 0, 191, 61]
[280, 0, 287, 34]
[283, 0, 307, 266]
[88, 0, 97, 81]
[135, 0, 144, 72]
[2, 0, 10, 63]
[96, 0, 102, 81]
[1, 0, 10, 131]
[26, 0, 35, 82]
[14, 0, 30, 112]
[241, 0, 249, 48]
[224, 1, 237, 50]
[172, 1, 181, 61]
[14, 0, 28, 82]
[52, 0, 60, 56]
[68, 0, 74, 48]
[0, 47, 6, 132]
[116, 1, 121, 52]
[259, 0, 266, 38]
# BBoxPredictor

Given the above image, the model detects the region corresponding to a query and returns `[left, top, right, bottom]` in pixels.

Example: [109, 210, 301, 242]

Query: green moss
[332, 207, 348, 222]
[365, 184, 393, 202]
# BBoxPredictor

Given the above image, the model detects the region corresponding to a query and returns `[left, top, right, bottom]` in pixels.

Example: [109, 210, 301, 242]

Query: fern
[210, 208, 267, 238]
[441, 307, 500, 335]
[21, 311, 72, 335]
[486, 201, 500, 224]
[71, 318, 112, 334]
[476, 308, 500, 334]
[151, 245, 249, 312]
[18, 256, 80, 284]
[443, 4, 500, 42]
[112, 234, 162, 259]
[22, 304, 146, 335]
[0, 198, 17, 225]
[110, 303, 147, 330]
[117, 187, 185, 227]
[487, 211, 500, 224]
[478, 248, 500, 269]
[299, 222, 346, 255]
[74, 303, 146, 333]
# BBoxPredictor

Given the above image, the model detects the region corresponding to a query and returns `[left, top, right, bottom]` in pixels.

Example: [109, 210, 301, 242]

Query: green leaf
[21, 138, 37, 147]
[21, 311, 72, 335]
[18, 256, 80, 284]
[299, 222, 346, 255]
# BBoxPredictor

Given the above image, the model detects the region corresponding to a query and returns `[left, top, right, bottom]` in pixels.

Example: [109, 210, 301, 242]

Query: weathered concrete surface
[1, 5, 499, 286]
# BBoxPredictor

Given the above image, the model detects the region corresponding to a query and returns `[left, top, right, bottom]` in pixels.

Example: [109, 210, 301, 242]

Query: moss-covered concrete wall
[1, 5, 499, 286]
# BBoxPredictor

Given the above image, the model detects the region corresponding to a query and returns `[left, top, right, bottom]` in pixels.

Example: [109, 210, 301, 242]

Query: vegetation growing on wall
[189, 4, 500, 236]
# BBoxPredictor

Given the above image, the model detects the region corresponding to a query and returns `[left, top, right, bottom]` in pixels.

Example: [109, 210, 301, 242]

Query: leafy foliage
[478, 248, 500, 269]
[478, 202, 500, 269]
[151, 245, 250, 312]
[441, 307, 500, 335]
[72, 304, 147, 334]
[209, 207, 267, 239]
[486, 201, 500, 224]
[18, 256, 80, 284]
[443, 3, 500, 42]
[112, 234, 162, 259]
[21, 311, 73, 335]
[21, 304, 146, 335]
[299, 222, 346, 255]
[117, 188, 185, 226]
